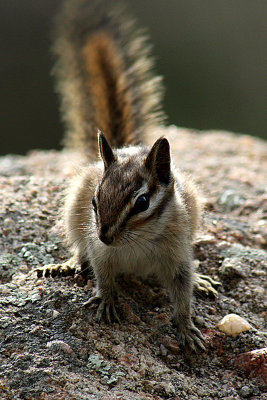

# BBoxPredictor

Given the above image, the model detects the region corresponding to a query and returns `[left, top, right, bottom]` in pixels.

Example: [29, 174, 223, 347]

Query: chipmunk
[38, 0, 219, 351]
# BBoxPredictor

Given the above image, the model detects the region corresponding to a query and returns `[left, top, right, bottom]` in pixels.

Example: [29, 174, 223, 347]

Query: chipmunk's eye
[92, 197, 97, 213]
[133, 194, 149, 214]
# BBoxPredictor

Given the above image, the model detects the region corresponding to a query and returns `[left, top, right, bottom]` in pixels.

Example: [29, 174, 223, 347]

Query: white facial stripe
[132, 182, 149, 203]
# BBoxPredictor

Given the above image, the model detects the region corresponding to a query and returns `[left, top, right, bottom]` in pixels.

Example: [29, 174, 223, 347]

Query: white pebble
[52, 310, 60, 319]
[47, 340, 76, 357]
[217, 313, 252, 337]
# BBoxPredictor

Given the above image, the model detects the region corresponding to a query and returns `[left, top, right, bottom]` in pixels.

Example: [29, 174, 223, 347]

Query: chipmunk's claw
[176, 320, 205, 352]
[194, 273, 221, 297]
[36, 258, 78, 278]
[84, 295, 120, 324]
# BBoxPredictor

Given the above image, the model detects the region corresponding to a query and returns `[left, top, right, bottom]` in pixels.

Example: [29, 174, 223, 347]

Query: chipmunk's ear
[98, 131, 116, 170]
[145, 137, 171, 184]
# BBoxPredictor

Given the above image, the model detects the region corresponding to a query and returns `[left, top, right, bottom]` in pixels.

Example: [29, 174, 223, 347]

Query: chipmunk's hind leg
[36, 253, 88, 279]
[193, 273, 221, 296]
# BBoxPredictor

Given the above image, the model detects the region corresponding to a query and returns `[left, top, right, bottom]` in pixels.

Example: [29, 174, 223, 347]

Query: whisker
[123, 234, 138, 259]
[129, 230, 170, 258]
[126, 232, 152, 261]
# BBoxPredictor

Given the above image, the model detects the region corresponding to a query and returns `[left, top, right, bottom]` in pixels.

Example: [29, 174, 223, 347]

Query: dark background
[1, 0, 267, 155]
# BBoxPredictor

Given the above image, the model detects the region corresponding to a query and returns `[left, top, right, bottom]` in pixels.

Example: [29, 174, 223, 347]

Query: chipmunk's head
[92, 131, 174, 246]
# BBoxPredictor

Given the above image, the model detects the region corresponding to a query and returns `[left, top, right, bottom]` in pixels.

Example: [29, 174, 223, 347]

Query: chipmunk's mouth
[99, 234, 127, 248]
[100, 239, 124, 250]
[99, 232, 122, 247]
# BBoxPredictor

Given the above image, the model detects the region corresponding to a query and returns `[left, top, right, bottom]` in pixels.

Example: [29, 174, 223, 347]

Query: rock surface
[0, 126, 266, 399]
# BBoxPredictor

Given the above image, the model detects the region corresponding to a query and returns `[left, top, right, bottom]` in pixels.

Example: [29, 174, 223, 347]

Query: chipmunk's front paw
[175, 320, 205, 352]
[36, 262, 76, 278]
[84, 294, 120, 324]
[194, 273, 221, 296]
[36, 256, 79, 278]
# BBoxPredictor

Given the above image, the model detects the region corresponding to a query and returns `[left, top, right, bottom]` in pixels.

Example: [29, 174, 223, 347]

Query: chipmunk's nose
[99, 224, 113, 245]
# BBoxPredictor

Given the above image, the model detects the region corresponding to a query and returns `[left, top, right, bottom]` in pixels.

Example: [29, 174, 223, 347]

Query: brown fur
[83, 33, 135, 146]
[52, 0, 165, 157]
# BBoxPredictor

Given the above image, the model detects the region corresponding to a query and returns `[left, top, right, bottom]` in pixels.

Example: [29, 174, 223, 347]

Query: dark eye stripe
[127, 185, 174, 229]
[120, 185, 157, 227]
[92, 198, 97, 213]
[96, 177, 145, 214]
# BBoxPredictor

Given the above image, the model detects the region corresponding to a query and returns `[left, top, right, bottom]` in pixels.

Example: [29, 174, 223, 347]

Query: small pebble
[195, 315, 206, 327]
[217, 241, 230, 250]
[47, 340, 76, 357]
[161, 338, 180, 354]
[239, 385, 252, 398]
[52, 310, 60, 319]
[160, 344, 168, 356]
[219, 258, 246, 279]
[217, 314, 252, 337]
[3, 217, 15, 227]
[194, 235, 216, 245]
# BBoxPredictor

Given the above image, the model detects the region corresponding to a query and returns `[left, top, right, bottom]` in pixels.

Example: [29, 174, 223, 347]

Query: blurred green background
[1, 0, 267, 155]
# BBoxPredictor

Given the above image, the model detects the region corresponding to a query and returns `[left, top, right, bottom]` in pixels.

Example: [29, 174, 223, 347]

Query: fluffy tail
[52, 0, 165, 158]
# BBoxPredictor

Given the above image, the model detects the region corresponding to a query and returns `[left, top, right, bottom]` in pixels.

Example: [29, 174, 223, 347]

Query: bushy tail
[52, 0, 165, 158]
